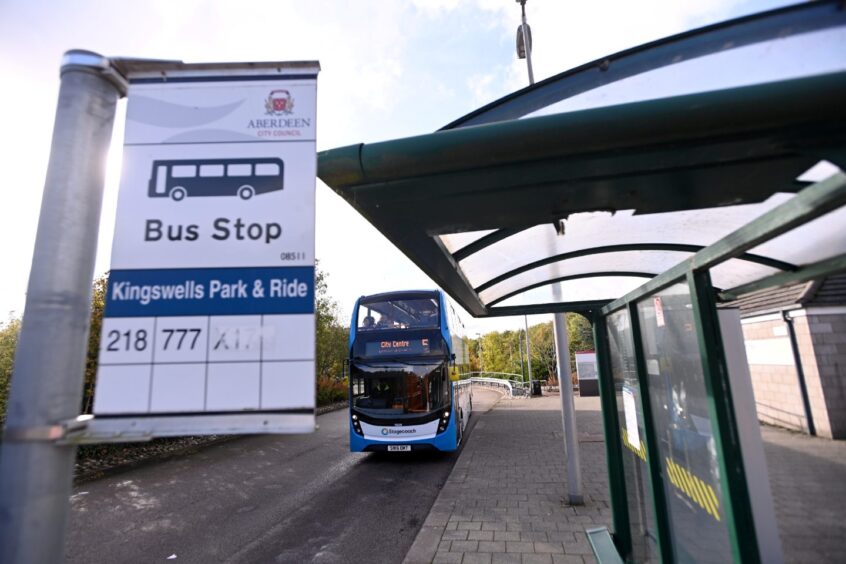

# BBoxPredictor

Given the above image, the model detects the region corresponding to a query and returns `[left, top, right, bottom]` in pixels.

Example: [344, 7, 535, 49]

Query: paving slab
[404, 387, 846, 563]
[761, 424, 846, 563]
[404, 394, 610, 564]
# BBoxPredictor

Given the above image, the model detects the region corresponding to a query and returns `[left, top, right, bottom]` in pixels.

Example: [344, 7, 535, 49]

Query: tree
[314, 262, 349, 382]
[530, 322, 557, 382]
[472, 316, 595, 387]
[81, 275, 108, 414]
[0, 315, 22, 428]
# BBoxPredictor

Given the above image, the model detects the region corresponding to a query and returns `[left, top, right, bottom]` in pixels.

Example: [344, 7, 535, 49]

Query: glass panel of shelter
[524, 26, 846, 120]
[602, 282, 745, 562]
[607, 308, 659, 563]
[635, 283, 732, 562]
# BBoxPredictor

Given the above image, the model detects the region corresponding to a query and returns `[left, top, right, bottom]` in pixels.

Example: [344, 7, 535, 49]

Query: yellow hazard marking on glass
[620, 427, 647, 462]
[664, 457, 721, 522]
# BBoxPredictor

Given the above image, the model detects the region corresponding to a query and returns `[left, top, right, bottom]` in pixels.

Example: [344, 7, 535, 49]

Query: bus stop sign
[89, 61, 320, 438]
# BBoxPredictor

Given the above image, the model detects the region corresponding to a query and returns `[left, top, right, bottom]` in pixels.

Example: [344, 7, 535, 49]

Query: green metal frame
[601, 173, 846, 317]
[488, 272, 655, 308]
[592, 171, 846, 563]
[688, 270, 760, 563]
[593, 314, 632, 560]
[626, 302, 674, 563]
[475, 244, 794, 294]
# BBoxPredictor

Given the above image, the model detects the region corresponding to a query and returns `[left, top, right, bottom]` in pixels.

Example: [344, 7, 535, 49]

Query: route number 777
[162, 328, 202, 350]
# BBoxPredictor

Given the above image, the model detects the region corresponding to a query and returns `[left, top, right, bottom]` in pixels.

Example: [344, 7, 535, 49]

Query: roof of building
[728, 274, 846, 315]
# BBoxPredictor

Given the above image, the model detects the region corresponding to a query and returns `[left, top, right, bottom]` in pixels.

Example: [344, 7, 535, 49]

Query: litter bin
[531, 380, 542, 396]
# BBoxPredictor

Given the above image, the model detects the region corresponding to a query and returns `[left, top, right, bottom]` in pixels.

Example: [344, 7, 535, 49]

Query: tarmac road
[65, 388, 502, 563]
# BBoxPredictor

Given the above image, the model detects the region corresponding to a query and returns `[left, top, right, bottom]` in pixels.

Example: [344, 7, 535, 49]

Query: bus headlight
[352, 414, 358, 421]
[443, 410, 450, 419]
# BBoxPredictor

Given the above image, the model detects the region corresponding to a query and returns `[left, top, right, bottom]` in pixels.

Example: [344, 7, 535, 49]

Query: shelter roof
[318, 1, 846, 318]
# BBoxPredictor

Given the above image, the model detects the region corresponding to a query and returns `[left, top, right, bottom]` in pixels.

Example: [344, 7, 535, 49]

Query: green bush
[0, 315, 22, 428]
[316, 376, 348, 406]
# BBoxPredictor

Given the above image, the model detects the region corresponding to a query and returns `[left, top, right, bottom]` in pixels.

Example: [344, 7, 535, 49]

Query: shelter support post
[688, 270, 761, 564]
[592, 313, 632, 558]
[718, 309, 784, 564]
[524, 314, 533, 391]
[627, 302, 674, 563]
[553, 311, 583, 505]
[0, 51, 124, 563]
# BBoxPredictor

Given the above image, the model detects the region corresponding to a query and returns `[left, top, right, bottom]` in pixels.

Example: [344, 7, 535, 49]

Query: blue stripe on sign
[104, 267, 315, 317]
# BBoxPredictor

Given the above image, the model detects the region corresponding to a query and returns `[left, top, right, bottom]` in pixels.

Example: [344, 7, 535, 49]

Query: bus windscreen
[357, 296, 439, 331]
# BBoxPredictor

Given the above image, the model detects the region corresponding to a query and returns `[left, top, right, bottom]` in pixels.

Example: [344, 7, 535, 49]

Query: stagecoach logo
[265, 89, 294, 116]
[381, 428, 417, 436]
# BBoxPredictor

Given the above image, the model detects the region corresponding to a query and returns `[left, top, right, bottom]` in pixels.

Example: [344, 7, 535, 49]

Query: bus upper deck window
[172, 165, 196, 178]
[228, 163, 252, 176]
[199, 164, 224, 177]
[255, 163, 281, 176]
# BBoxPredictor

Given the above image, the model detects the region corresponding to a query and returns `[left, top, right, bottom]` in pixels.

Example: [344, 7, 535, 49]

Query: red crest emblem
[265, 89, 294, 116]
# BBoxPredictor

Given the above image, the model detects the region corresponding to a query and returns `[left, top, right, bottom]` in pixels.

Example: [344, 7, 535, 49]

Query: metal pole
[782, 310, 816, 436]
[524, 314, 533, 393]
[592, 313, 631, 555]
[553, 309, 583, 504]
[0, 50, 124, 563]
[520, 0, 535, 85]
[518, 328, 525, 382]
[477, 333, 484, 375]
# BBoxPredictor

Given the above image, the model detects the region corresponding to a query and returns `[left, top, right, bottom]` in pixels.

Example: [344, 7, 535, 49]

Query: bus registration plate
[387, 445, 411, 452]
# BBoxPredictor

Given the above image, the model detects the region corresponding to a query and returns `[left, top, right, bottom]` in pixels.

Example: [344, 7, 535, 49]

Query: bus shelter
[318, 2, 846, 562]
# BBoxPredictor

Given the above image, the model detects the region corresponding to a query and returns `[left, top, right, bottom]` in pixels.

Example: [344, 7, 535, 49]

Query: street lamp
[515, 0, 535, 85]
[476, 333, 484, 375]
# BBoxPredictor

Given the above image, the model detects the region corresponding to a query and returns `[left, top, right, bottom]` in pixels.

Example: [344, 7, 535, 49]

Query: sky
[0, 0, 796, 336]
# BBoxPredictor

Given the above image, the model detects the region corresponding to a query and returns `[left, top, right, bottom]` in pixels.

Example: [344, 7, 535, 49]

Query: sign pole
[0, 51, 124, 563]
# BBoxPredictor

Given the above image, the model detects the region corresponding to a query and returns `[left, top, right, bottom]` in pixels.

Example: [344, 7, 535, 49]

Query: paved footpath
[762, 423, 846, 563]
[404, 394, 610, 564]
[403, 391, 846, 564]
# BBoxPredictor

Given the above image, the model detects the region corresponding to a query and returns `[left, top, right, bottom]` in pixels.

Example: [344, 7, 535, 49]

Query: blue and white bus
[348, 290, 472, 453]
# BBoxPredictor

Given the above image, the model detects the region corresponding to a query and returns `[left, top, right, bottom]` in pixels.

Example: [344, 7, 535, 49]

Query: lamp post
[476, 333, 484, 375]
[524, 314, 533, 393]
[516, 0, 535, 85]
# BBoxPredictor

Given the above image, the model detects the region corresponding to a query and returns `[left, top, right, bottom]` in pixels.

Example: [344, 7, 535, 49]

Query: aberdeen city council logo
[265, 89, 294, 116]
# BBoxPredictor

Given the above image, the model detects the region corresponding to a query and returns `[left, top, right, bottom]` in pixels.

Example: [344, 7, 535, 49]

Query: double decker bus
[348, 290, 471, 453]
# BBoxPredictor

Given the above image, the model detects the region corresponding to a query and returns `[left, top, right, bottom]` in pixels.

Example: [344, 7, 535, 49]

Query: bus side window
[199, 164, 224, 177]
[255, 163, 281, 176]
[227, 163, 252, 177]
[154, 165, 168, 194]
[172, 165, 196, 178]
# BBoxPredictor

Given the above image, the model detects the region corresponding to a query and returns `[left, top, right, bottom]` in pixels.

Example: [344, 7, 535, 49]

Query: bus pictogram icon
[148, 158, 284, 201]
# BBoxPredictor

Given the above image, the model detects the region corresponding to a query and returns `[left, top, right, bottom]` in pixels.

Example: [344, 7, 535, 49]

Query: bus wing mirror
[451, 353, 456, 361]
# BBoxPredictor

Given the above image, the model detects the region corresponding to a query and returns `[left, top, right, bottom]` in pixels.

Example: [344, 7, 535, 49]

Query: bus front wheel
[238, 185, 255, 200]
[170, 187, 187, 201]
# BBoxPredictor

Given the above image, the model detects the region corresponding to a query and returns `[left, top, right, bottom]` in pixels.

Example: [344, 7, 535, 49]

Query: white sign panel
[91, 63, 319, 437]
[622, 385, 641, 451]
[574, 351, 597, 380]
